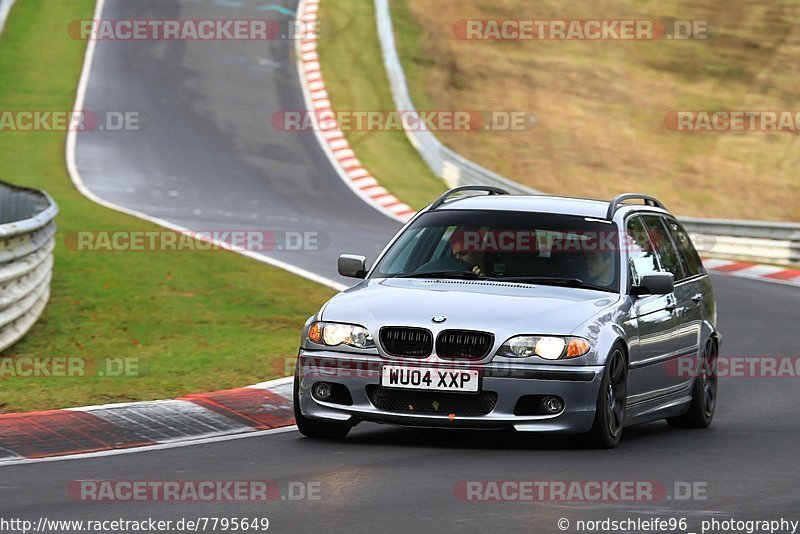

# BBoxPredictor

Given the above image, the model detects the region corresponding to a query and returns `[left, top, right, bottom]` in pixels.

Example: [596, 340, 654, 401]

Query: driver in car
[450, 229, 486, 275]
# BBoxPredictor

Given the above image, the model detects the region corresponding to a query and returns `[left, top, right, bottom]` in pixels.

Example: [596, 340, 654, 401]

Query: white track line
[0, 0, 18, 35]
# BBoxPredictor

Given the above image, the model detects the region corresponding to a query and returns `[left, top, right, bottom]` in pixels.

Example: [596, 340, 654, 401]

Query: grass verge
[393, 0, 800, 221]
[317, 0, 799, 221]
[316, 0, 446, 210]
[0, 0, 334, 413]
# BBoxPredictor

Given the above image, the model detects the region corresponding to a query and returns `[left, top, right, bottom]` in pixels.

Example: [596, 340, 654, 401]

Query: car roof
[433, 194, 671, 221]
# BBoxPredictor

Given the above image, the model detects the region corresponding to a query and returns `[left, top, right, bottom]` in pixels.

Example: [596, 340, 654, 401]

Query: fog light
[542, 396, 564, 414]
[312, 382, 333, 401]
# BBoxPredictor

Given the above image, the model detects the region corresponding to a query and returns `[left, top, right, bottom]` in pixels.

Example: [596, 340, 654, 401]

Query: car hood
[321, 278, 619, 337]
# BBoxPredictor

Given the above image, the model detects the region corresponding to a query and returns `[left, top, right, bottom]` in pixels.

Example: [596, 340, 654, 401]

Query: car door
[660, 216, 709, 387]
[641, 215, 697, 394]
[625, 215, 679, 404]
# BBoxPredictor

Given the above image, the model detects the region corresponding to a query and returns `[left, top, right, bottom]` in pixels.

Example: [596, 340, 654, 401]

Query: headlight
[307, 322, 375, 349]
[497, 335, 590, 360]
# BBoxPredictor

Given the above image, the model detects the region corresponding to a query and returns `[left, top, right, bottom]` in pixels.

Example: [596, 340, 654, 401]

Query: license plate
[380, 365, 480, 392]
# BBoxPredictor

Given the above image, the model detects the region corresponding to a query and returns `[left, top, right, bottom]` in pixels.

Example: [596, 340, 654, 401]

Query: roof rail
[429, 186, 509, 210]
[606, 193, 667, 219]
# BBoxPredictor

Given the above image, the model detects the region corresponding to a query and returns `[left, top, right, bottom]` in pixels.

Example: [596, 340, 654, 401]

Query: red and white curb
[702, 258, 800, 286]
[296, 0, 416, 224]
[0, 378, 295, 463]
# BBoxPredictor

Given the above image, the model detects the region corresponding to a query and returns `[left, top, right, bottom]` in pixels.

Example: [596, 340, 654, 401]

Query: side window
[664, 218, 705, 278]
[625, 217, 660, 286]
[642, 216, 686, 281]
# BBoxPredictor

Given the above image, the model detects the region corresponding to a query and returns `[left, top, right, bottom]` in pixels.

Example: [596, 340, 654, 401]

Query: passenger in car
[450, 230, 487, 275]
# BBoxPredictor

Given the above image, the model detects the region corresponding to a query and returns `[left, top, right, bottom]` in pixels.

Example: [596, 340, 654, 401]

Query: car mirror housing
[632, 272, 674, 295]
[338, 254, 367, 278]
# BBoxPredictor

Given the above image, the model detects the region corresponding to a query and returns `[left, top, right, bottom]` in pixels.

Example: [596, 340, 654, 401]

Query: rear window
[664, 218, 706, 278]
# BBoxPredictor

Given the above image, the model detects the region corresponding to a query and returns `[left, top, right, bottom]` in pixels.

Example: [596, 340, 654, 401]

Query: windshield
[371, 209, 620, 292]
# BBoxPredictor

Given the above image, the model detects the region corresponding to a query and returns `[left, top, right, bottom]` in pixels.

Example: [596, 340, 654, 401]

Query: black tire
[582, 345, 628, 449]
[293, 373, 351, 439]
[667, 339, 717, 429]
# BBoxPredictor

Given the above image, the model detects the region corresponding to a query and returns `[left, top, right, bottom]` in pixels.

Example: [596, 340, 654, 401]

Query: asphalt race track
[72, 0, 400, 282]
[2, 0, 799, 532]
[2, 276, 799, 533]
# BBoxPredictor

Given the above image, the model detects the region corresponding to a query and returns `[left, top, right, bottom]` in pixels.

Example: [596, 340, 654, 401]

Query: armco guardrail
[374, 0, 538, 195]
[374, 0, 799, 266]
[0, 180, 58, 352]
[681, 217, 800, 265]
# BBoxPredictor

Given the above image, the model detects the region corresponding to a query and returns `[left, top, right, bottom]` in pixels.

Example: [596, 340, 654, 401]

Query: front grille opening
[436, 330, 494, 360]
[380, 327, 433, 358]
[366, 385, 497, 416]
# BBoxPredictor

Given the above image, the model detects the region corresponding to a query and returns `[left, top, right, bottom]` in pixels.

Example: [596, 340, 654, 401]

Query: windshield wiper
[397, 270, 482, 280]
[487, 276, 615, 292]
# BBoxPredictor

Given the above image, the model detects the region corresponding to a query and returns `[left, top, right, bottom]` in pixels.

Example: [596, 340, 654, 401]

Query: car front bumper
[296, 350, 605, 433]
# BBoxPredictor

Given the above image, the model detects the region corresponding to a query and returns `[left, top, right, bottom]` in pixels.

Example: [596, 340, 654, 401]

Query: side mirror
[338, 254, 367, 279]
[632, 272, 674, 296]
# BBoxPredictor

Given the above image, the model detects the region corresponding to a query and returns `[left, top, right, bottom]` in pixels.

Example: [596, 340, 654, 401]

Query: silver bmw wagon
[294, 187, 720, 448]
